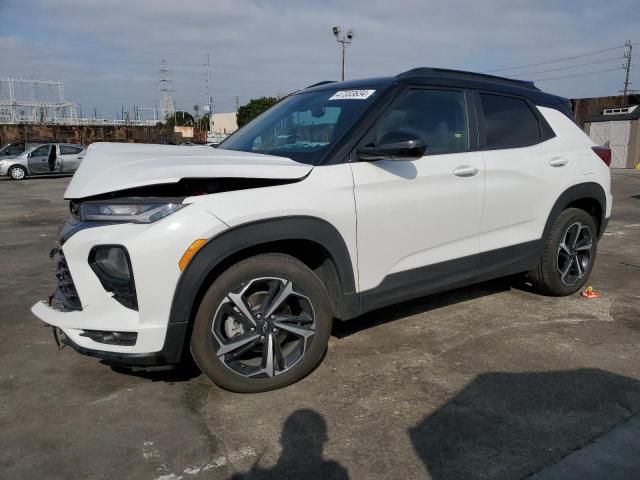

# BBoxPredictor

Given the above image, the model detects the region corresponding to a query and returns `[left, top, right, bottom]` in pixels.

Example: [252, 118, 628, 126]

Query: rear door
[477, 92, 575, 253]
[58, 145, 85, 172]
[27, 145, 52, 174]
[352, 87, 485, 293]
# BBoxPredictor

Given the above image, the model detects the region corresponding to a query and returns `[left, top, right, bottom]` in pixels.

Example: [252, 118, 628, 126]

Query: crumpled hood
[64, 142, 313, 199]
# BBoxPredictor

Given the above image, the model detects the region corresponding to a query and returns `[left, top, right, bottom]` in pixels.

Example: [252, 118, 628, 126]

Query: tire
[190, 253, 333, 393]
[528, 208, 598, 296]
[8, 165, 27, 180]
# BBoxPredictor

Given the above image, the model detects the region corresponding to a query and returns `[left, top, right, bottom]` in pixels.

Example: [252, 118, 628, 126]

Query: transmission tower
[159, 59, 175, 121]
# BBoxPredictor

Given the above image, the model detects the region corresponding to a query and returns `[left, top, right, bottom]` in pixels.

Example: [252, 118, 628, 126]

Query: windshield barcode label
[329, 90, 376, 100]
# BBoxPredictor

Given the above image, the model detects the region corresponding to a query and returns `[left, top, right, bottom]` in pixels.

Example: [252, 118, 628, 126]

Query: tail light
[592, 146, 611, 167]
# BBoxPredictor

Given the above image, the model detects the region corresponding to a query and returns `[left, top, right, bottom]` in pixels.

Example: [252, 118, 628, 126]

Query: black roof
[304, 67, 567, 106]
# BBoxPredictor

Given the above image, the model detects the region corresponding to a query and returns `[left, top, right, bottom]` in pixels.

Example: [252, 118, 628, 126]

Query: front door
[352, 88, 485, 294]
[27, 145, 52, 174]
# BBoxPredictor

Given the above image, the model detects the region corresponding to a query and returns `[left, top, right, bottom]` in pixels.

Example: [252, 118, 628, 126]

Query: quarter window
[369, 89, 469, 155]
[479, 93, 541, 149]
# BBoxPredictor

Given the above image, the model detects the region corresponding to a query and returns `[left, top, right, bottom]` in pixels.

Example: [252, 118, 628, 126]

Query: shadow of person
[231, 409, 349, 480]
[409, 369, 640, 480]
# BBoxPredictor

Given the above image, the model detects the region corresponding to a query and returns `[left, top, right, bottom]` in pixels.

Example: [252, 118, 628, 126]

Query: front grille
[49, 246, 82, 311]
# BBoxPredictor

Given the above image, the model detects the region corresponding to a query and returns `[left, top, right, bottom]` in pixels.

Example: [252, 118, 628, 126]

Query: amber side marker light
[179, 239, 207, 271]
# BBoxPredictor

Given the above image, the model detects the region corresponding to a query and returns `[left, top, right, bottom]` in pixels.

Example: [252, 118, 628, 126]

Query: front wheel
[8, 165, 27, 180]
[528, 208, 598, 296]
[190, 253, 333, 393]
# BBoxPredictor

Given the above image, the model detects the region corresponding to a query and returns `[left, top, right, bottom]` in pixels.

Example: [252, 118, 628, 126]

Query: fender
[542, 182, 607, 240]
[167, 216, 359, 330]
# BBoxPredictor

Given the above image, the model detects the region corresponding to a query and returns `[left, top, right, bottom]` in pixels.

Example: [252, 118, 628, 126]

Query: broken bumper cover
[32, 301, 188, 366]
[30, 205, 227, 367]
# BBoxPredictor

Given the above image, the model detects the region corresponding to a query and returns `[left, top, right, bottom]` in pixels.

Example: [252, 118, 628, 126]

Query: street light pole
[332, 26, 355, 81]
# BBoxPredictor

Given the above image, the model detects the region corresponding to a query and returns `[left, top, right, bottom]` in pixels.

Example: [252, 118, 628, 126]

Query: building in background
[572, 94, 640, 127]
[207, 111, 238, 143]
[584, 105, 640, 169]
[571, 94, 640, 168]
[211, 112, 238, 135]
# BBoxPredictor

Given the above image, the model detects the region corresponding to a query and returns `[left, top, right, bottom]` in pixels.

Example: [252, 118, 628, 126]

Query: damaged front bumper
[31, 203, 227, 368]
[32, 301, 188, 367]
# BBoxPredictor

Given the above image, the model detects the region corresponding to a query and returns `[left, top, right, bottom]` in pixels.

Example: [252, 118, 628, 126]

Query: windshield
[218, 88, 380, 165]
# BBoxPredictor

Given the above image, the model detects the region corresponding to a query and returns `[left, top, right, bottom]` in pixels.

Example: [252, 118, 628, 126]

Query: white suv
[32, 68, 612, 392]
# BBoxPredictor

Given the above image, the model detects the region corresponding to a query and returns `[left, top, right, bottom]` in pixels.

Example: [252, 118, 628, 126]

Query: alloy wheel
[211, 277, 316, 378]
[557, 222, 593, 286]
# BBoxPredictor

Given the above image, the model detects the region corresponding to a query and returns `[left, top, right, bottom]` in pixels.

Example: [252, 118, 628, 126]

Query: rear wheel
[190, 254, 332, 393]
[528, 208, 597, 295]
[8, 165, 27, 180]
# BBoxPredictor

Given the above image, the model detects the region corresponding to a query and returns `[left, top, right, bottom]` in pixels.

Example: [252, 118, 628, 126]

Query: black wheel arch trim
[542, 182, 608, 240]
[168, 216, 359, 329]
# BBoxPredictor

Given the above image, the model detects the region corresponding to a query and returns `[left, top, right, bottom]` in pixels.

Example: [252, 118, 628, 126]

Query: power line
[504, 56, 624, 78]
[534, 67, 623, 82]
[485, 44, 626, 73]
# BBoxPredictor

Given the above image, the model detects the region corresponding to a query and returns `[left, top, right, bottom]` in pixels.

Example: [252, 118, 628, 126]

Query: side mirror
[356, 131, 426, 161]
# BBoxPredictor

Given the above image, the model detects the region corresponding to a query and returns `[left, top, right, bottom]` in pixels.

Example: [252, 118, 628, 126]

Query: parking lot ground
[1, 171, 640, 480]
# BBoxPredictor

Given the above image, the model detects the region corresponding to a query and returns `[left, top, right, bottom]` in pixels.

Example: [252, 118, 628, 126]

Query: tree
[236, 96, 279, 128]
[163, 111, 194, 128]
[197, 114, 210, 131]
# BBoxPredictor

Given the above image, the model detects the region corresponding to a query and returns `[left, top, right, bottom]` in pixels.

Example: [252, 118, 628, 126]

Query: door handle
[453, 166, 479, 177]
[549, 157, 568, 167]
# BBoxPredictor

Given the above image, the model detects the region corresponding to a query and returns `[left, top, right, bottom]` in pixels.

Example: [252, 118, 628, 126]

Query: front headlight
[0, 159, 8, 166]
[79, 201, 186, 223]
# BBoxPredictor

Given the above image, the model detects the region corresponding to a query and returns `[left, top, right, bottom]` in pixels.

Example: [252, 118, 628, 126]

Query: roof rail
[397, 67, 538, 90]
[306, 80, 337, 89]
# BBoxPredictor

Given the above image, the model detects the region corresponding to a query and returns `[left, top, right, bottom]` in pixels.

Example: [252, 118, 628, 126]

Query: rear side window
[60, 145, 83, 155]
[479, 93, 541, 149]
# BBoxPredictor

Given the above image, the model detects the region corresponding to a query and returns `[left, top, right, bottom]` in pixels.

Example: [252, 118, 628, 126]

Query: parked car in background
[0, 143, 86, 180]
[0, 140, 48, 159]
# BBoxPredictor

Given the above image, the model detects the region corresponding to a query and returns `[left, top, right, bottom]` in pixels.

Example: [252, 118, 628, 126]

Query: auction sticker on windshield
[329, 89, 376, 100]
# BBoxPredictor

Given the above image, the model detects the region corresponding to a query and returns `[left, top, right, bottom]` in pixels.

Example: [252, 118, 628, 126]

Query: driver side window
[31, 145, 51, 156]
[369, 89, 469, 155]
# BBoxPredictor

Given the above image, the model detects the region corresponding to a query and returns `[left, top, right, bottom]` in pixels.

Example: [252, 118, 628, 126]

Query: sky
[0, 0, 638, 119]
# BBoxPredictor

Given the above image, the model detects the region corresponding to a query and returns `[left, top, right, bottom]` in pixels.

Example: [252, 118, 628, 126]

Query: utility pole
[235, 96, 239, 110]
[622, 40, 633, 101]
[332, 26, 355, 81]
[205, 53, 213, 133]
